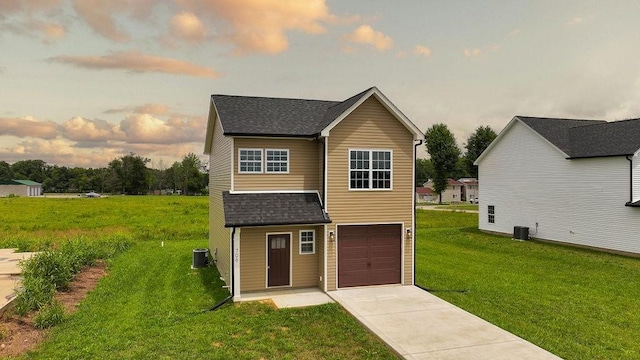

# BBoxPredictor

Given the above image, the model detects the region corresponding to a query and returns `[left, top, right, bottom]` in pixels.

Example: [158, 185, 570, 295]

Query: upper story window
[266, 149, 289, 173]
[349, 149, 392, 190]
[239, 149, 262, 173]
[238, 148, 290, 174]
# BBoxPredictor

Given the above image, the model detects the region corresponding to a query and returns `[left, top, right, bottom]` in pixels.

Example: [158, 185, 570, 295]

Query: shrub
[34, 300, 66, 329]
[14, 236, 132, 317]
[14, 276, 56, 315]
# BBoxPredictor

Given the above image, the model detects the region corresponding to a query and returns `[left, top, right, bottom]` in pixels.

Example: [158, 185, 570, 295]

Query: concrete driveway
[329, 285, 561, 360]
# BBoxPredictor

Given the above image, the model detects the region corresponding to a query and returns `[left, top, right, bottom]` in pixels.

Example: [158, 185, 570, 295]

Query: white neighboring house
[475, 116, 640, 256]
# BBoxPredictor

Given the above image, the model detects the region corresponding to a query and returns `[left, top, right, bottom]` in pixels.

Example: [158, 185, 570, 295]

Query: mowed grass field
[4, 197, 640, 359]
[415, 210, 640, 360]
[0, 197, 396, 360]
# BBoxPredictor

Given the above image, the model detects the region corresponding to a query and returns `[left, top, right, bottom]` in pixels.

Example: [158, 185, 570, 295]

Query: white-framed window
[238, 148, 263, 173]
[349, 149, 392, 190]
[488, 205, 495, 224]
[299, 230, 315, 254]
[266, 149, 289, 173]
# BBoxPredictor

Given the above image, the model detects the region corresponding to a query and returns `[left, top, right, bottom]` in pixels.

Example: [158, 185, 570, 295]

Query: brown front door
[338, 224, 402, 288]
[268, 234, 290, 287]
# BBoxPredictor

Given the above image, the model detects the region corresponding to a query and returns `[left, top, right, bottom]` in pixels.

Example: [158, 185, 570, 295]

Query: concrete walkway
[240, 288, 334, 308]
[0, 249, 38, 314]
[329, 285, 561, 360]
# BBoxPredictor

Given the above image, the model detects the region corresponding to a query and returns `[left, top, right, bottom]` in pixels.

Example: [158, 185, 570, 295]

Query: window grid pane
[300, 231, 314, 254]
[349, 150, 390, 189]
[266, 150, 288, 173]
[239, 150, 262, 173]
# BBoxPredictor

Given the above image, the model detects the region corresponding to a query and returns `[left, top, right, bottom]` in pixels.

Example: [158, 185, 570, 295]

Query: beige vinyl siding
[209, 116, 232, 286]
[326, 96, 415, 289]
[234, 138, 320, 191]
[240, 225, 321, 292]
[317, 226, 325, 290]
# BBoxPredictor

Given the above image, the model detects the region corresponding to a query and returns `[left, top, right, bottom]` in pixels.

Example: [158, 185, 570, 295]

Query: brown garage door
[338, 224, 402, 288]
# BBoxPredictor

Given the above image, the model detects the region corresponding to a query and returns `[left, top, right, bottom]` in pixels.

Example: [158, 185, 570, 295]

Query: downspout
[412, 139, 423, 286]
[626, 155, 633, 205]
[322, 138, 327, 206]
[205, 227, 235, 311]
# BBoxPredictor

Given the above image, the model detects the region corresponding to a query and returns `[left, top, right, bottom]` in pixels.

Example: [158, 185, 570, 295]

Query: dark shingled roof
[222, 192, 331, 227]
[517, 116, 640, 158]
[212, 87, 373, 137]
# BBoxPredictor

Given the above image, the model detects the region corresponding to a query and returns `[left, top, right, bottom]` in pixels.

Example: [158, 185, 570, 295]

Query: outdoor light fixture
[406, 228, 412, 240]
[329, 231, 335, 242]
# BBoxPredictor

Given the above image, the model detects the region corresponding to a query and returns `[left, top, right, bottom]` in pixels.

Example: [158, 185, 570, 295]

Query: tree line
[0, 153, 208, 195]
[419, 124, 497, 201]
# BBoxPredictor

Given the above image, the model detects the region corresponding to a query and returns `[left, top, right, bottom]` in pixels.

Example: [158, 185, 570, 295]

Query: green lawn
[6, 198, 640, 359]
[415, 209, 640, 360]
[1, 197, 396, 360]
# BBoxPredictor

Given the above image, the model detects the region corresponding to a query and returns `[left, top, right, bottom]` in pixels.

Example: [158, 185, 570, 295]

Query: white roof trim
[474, 116, 569, 165]
[203, 97, 223, 155]
[320, 87, 423, 140]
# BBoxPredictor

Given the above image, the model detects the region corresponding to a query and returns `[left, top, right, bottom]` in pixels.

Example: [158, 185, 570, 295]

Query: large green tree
[464, 126, 497, 178]
[180, 153, 206, 195]
[11, 159, 49, 183]
[424, 123, 461, 203]
[415, 158, 434, 187]
[0, 161, 13, 182]
[108, 153, 150, 195]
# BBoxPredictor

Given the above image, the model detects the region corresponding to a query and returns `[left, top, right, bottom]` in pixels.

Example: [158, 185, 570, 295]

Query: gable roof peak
[208, 86, 423, 140]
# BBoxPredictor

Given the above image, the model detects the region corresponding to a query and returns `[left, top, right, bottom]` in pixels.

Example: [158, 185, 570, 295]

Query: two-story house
[422, 179, 464, 203]
[476, 116, 640, 255]
[204, 87, 424, 300]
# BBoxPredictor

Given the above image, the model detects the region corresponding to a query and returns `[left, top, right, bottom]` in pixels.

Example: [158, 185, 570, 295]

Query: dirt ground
[0, 262, 107, 357]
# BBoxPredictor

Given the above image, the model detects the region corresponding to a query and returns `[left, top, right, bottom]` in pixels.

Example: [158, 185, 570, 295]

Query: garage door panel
[369, 270, 401, 285]
[338, 224, 402, 288]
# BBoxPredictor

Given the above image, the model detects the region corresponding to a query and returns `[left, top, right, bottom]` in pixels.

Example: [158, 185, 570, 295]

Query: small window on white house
[266, 149, 289, 173]
[239, 149, 262, 173]
[488, 205, 495, 224]
[299, 230, 315, 254]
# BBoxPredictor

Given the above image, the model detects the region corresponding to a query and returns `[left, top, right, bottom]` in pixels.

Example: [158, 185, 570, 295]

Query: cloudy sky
[2, 0, 640, 168]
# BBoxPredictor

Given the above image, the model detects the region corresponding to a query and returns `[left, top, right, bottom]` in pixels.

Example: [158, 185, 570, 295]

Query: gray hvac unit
[513, 226, 529, 240]
[192, 248, 208, 268]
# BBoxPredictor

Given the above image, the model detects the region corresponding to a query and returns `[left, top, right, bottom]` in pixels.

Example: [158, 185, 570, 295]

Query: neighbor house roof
[416, 187, 433, 195]
[519, 116, 640, 158]
[222, 192, 331, 227]
[476, 116, 640, 164]
[626, 199, 640, 207]
[0, 180, 41, 186]
[204, 87, 423, 153]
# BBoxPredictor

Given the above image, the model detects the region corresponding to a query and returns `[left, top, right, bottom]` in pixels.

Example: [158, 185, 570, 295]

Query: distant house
[0, 180, 42, 197]
[458, 178, 479, 202]
[204, 87, 424, 300]
[416, 187, 434, 202]
[475, 116, 640, 255]
[423, 179, 463, 203]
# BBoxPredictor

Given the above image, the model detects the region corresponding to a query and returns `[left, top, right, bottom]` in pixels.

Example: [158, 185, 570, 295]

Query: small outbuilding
[0, 180, 43, 197]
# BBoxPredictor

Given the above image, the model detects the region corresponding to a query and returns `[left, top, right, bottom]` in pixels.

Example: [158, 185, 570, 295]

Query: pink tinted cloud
[60, 117, 121, 142]
[117, 113, 206, 144]
[104, 103, 169, 115]
[176, 0, 336, 55]
[343, 25, 393, 51]
[49, 50, 219, 78]
[71, 0, 133, 42]
[0, 116, 58, 139]
[170, 11, 206, 43]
